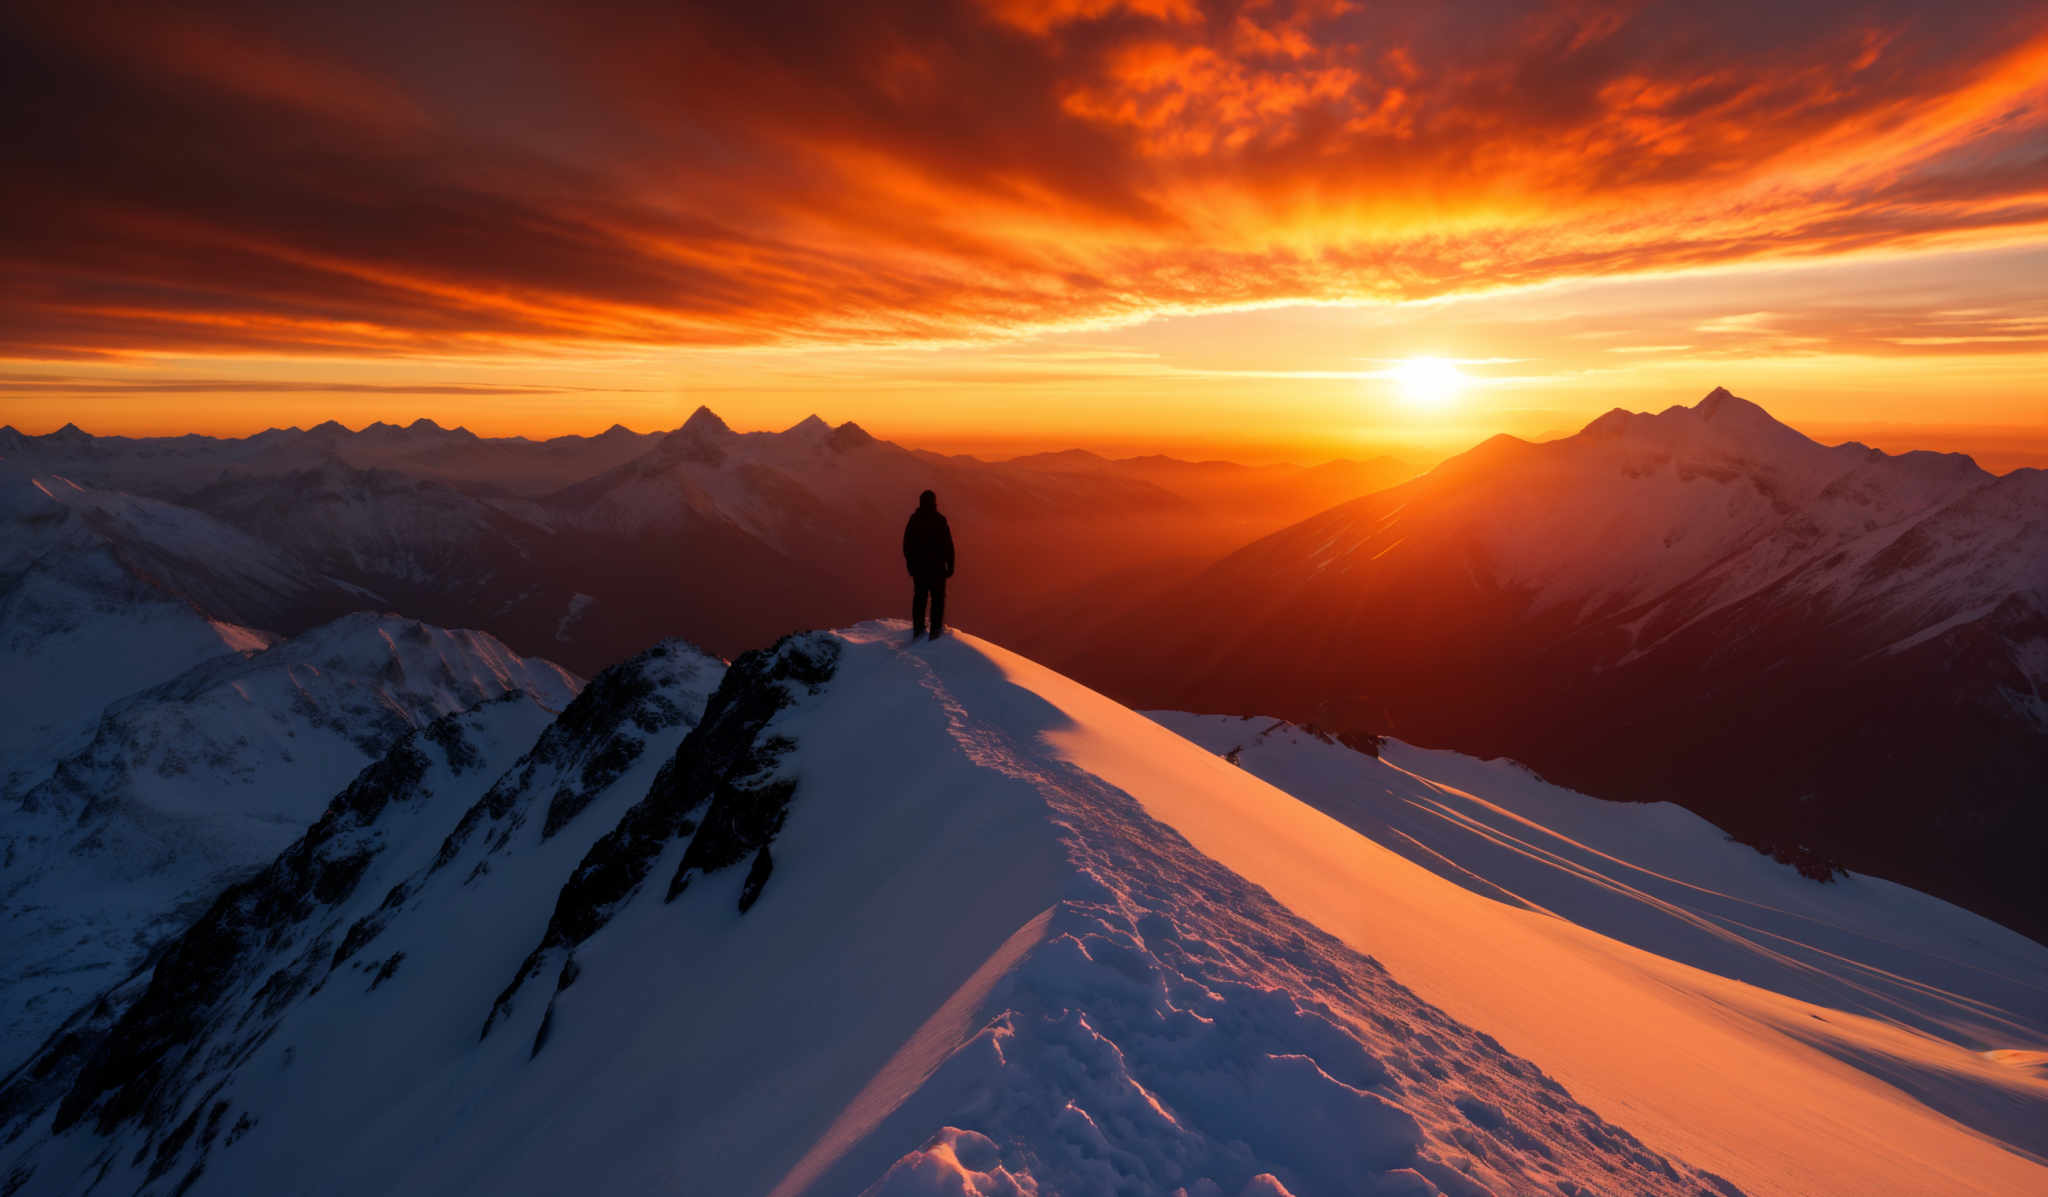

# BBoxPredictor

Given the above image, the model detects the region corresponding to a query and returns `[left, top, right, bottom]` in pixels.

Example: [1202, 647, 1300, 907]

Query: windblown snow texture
[1150, 712, 2048, 1191]
[0, 625, 1752, 1197]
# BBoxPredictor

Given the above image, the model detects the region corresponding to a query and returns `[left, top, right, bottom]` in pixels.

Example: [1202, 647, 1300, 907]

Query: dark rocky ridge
[0, 638, 723, 1186]
[35, 721, 448, 1139]
[429, 640, 715, 871]
[484, 633, 839, 1053]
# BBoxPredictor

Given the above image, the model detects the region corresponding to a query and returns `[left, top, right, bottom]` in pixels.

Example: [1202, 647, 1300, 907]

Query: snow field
[7, 620, 2041, 1197]
[770, 626, 1728, 1197]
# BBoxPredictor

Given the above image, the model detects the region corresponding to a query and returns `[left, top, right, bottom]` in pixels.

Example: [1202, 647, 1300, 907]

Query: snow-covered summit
[6, 623, 2040, 1196]
[1564, 388, 1993, 528]
[678, 404, 732, 438]
[1579, 385, 1829, 468]
[1087, 389, 2046, 942]
[782, 412, 836, 443]
[1294, 387, 2006, 626]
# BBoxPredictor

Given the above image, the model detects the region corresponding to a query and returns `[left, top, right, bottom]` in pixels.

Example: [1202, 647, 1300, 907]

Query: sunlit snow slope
[1146, 715, 2048, 1196]
[6, 625, 2041, 1197]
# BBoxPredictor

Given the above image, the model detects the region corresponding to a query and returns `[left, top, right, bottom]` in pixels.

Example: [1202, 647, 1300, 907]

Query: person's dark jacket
[903, 498, 954, 579]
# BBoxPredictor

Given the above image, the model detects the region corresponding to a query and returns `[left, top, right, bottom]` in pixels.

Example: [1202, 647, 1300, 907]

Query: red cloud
[1, 0, 2043, 359]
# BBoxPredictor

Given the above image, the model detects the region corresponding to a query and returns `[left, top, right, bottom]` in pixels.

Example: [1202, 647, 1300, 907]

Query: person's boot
[929, 626, 945, 640]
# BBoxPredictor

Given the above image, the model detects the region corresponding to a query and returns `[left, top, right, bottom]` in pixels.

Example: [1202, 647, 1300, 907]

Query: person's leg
[930, 576, 946, 637]
[911, 577, 929, 635]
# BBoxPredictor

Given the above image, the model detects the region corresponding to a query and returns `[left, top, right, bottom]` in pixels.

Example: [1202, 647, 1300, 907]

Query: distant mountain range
[0, 418, 664, 499]
[1070, 389, 2048, 938]
[0, 412, 1417, 672]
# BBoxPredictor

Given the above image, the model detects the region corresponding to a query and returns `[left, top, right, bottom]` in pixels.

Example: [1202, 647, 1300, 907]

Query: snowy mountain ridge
[4, 624, 2041, 1197]
[1081, 389, 2048, 938]
[0, 463, 343, 802]
[1406, 388, 2014, 631]
[4, 412, 1417, 675]
[0, 418, 664, 500]
[0, 613, 584, 1078]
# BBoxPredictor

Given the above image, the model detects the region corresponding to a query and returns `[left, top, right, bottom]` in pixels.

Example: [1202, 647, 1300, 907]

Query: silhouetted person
[903, 489, 954, 639]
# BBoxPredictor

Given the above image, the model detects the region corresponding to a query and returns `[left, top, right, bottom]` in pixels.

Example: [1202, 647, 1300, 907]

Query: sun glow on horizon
[1390, 357, 1468, 408]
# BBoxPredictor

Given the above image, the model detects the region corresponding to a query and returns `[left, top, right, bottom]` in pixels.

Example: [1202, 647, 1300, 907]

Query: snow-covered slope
[0, 614, 588, 1076]
[1079, 390, 2048, 939]
[0, 465, 352, 799]
[177, 461, 583, 644]
[5, 624, 2040, 1196]
[183, 462, 557, 588]
[1152, 714, 2048, 1188]
[4, 469, 367, 630]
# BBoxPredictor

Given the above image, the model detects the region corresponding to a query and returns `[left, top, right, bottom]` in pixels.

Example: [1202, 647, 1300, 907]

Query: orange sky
[2, 1, 2045, 469]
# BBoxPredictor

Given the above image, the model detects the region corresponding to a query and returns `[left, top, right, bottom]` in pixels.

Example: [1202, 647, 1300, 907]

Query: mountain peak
[309, 419, 350, 436]
[678, 406, 730, 438]
[598, 422, 636, 438]
[829, 419, 876, 451]
[657, 406, 732, 464]
[46, 422, 90, 442]
[1582, 407, 1635, 438]
[783, 413, 833, 441]
[1574, 388, 1818, 464]
[1689, 386, 1774, 426]
[406, 417, 445, 434]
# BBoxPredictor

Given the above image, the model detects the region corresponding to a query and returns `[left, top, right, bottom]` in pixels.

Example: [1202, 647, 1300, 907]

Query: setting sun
[1391, 357, 1467, 408]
